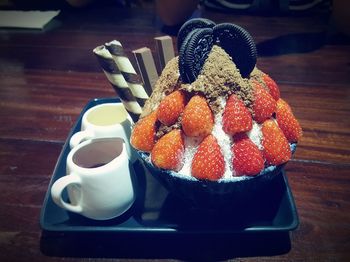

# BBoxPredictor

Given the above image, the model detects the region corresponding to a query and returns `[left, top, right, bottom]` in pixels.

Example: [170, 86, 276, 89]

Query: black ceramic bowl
[138, 144, 297, 207]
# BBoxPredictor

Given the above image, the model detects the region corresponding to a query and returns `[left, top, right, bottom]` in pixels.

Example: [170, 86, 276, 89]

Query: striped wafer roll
[105, 40, 149, 107]
[93, 45, 142, 122]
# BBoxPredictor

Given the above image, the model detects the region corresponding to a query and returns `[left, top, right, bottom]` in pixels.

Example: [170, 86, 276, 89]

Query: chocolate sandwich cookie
[179, 28, 214, 83]
[177, 18, 215, 52]
[213, 23, 257, 78]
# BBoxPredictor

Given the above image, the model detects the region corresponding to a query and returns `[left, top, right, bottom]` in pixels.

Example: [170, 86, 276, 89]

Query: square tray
[40, 97, 299, 234]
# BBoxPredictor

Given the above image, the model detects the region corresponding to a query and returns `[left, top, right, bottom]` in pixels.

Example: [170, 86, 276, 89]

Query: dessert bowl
[137, 144, 297, 207]
[130, 19, 302, 208]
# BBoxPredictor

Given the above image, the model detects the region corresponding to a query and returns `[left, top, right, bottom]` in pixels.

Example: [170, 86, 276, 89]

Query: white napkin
[0, 10, 60, 29]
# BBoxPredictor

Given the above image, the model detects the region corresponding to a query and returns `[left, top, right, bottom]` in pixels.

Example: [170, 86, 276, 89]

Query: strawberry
[223, 94, 252, 135]
[181, 95, 214, 138]
[232, 134, 264, 176]
[252, 81, 277, 123]
[157, 90, 186, 126]
[276, 98, 302, 142]
[277, 97, 291, 112]
[191, 135, 225, 181]
[262, 74, 280, 101]
[261, 119, 291, 165]
[130, 111, 158, 152]
[151, 129, 184, 171]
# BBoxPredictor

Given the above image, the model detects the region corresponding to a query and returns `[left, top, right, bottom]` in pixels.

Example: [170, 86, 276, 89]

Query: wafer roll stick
[93, 45, 142, 122]
[155, 36, 175, 71]
[133, 47, 158, 96]
[105, 40, 149, 107]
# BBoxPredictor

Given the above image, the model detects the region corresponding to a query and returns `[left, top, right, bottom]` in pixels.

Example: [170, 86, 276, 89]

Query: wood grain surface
[0, 3, 349, 261]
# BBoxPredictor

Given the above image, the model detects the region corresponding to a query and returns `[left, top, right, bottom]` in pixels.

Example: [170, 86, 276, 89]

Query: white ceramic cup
[69, 103, 135, 161]
[51, 137, 136, 220]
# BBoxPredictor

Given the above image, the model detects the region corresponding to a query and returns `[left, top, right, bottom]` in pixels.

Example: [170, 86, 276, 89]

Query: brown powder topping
[250, 67, 272, 94]
[140, 45, 256, 121]
[186, 45, 253, 114]
[250, 66, 264, 80]
[141, 56, 180, 118]
[156, 120, 182, 139]
[250, 67, 265, 87]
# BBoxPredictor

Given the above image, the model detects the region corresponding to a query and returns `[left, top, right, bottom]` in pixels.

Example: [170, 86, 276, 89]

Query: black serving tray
[40, 98, 299, 234]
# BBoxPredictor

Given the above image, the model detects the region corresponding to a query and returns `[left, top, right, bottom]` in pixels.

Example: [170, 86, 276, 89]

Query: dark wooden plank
[0, 139, 61, 210]
[0, 139, 62, 176]
[284, 161, 350, 261]
[0, 70, 113, 141]
[1, 39, 348, 86]
[279, 83, 350, 164]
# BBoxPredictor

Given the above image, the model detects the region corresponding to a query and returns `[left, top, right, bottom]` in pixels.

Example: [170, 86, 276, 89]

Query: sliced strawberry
[130, 111, 158, 152]
[276, 98, 302, 142]
[232, 134, 264, 176]
[261, 119, 291, 165]
[181, 95, 214, 138]
[262, 74, 280, 101]
[252, 81, 277, 123]
[191, 135, 225, 181]
[222, 94, 252, 135]
[157, 90, 186, 126]
[151, 129, 184, 171]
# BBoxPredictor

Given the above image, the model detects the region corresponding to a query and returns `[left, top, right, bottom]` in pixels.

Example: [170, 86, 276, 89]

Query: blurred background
[0, 0, 348, 36]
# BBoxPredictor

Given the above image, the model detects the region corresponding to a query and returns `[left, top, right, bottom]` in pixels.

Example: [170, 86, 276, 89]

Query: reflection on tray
[139, 162, 294, 231]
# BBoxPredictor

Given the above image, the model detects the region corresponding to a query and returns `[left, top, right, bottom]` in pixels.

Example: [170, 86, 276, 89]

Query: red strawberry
[191, 135, 225, 181]
[151, 129, 184, 171]
[181, 95, 214, 138]
[232, 134, 264, 176]
[276, 99, 302, 142]
[131, 111, 158, 152]
[262, 74, 280, 101]
[157, 90, 186, 126]
[223, 94, 253, 135]
[277, 97, 291, 112]
[252, 81, 277, 123]
[261, 120, 291, 165]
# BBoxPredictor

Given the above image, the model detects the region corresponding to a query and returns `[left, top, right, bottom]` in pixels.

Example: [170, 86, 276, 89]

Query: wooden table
[0, 4, 349, 261]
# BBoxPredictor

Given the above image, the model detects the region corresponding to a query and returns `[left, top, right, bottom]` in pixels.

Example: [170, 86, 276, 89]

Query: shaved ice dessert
[130, 19, 302, 204]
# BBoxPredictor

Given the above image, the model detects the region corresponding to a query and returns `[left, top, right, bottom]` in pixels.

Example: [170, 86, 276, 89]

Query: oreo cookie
[213, 23, 257, 78]
[179, 28, 214, 83]
[177, 18, 216, 52]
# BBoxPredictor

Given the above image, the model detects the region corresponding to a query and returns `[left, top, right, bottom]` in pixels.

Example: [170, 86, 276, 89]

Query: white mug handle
[51, 174, 83, 214]
[69, 130, 94, 149]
